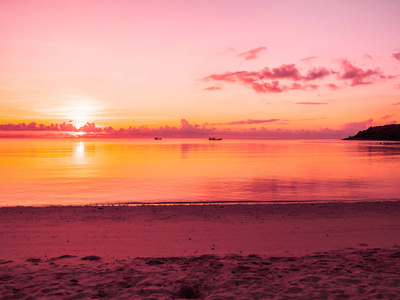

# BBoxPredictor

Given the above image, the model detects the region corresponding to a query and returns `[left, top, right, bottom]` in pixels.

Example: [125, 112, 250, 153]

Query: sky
[1, 0, 400, 138]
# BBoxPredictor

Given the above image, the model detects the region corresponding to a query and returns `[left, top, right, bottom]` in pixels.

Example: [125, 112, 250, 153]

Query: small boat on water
[209, 137, 222, 140]
[154, 137, 162, 140]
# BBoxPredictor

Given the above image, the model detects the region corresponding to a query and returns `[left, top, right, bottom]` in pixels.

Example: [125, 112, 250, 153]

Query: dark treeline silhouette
[0, 120, 213, 137]
[2, 119, 396, 139]
[343, 124, 400, 141]
[0, 122, 103, 132]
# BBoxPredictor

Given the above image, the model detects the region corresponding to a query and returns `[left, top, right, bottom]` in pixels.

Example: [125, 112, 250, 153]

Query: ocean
[0, 138, 399, 206]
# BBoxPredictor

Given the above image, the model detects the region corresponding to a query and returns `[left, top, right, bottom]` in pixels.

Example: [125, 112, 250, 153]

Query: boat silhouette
[209, 137, 222, 140]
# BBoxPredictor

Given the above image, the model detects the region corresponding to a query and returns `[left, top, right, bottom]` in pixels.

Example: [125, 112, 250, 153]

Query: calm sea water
[0, 138, 399, 206]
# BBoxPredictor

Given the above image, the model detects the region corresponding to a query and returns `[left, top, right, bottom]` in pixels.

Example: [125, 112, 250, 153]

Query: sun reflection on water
[75, 141, 85, 157]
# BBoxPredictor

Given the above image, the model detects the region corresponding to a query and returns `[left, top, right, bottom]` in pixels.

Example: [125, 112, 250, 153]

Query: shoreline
[2, 201, 400, 260]
[2, 198, 400, 208]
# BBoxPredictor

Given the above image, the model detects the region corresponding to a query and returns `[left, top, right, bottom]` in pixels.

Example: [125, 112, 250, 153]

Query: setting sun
[64, 95, 98, 129]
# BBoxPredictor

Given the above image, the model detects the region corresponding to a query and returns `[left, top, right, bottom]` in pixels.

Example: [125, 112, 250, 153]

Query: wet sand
[1, 201, 400, 299]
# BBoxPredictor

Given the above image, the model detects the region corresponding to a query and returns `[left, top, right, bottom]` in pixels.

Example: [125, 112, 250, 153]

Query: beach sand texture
[1, 248, 400, 299]
[1, 202, 400, 299]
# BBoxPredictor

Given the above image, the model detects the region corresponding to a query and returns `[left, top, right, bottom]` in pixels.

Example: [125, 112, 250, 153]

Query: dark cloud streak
[205, 119, 280, 126]
[238, 47, 267, 60]
[204, 86, 221, 91]
[300, 56, 318, 63]
[392, 52, 400, 61]
[295, 102, 328, 105]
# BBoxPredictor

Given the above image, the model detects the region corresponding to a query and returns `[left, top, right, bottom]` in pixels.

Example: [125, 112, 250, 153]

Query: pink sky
[1, 0, 400, 138]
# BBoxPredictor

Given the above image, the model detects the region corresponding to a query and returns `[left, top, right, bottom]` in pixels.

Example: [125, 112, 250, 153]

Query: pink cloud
[203, 72, 238, 82]
[227, 119, 279, 125]
[0, 122, 106, 133]
[204, 86, 221, 91]
[204, 58, 393, 94]
[290, 83, 303, 90]
[392, 52, 400, 61]
[381, 114, 395, 120]
[203, 64, 315, 94]
[326, 83, 339, 90]
[300, 56, 318, 63]
[251, 81, 284, 93]
[339, 118, 374, 132]
[263, 64, 301, 80]
[303, 67, 331, 81]
[206, 119, 280, 126]
[0, 122, 76, 131]
[295, 102, 328, 105]
[291, 83, 319, 91]
[203, 64, 303, 84]
[238, 47, 267, 60]
[339, 60, 383, 86]
[203, 62, 342, 94]
[393, 102, 400, 105]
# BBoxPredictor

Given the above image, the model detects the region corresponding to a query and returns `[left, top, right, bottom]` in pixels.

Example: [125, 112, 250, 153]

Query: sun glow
[64, 95, 97, 129]
[72, 119, 88, 130]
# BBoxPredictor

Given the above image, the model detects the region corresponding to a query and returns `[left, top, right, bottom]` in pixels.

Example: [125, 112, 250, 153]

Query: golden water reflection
[0, 139, 399, 206]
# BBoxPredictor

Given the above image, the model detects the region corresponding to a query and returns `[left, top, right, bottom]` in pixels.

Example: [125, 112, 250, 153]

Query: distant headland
[343, 124, 400, 141]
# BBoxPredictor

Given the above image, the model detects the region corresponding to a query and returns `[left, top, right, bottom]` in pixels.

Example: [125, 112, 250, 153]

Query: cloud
[204, 59, 392, 94]
[393, 102, 400, 105]
[206, 119, 280, 126]
[303, 67, 331, 81]
[203, 64, 309, 94]
[381, 114, 395, 120]
[300, 56, 318, 63]
[203, 62, 340, 94]
[251, 81, 284, 93]
[227, 119, 279, 125]
[326, 83, 339, 90]
[0, 122, 76, 131]
[0, 121, 105, 132]
[295, 102, 328, 105]
[339, 118, 374, 133]
[204, 86, 221, 91]
[203, 64, 303, 84]
[264, 64, 301, 80]
[0, 118, 382, 139]
[291, 83, 319, 91]
[392, 52, 400, 61]
[180, 118, 191, 128]
[339, 60, 383, 86]
[238, 47, 267, 60]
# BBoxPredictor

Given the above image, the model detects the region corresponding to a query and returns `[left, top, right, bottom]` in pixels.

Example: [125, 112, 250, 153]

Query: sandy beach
[1, 201, 400, 299]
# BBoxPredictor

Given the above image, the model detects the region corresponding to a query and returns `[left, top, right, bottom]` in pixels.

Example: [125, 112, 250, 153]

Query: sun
[65, 95, 96, 129]
[71, 118, 89, 129]
[36, 94, 103, 130]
